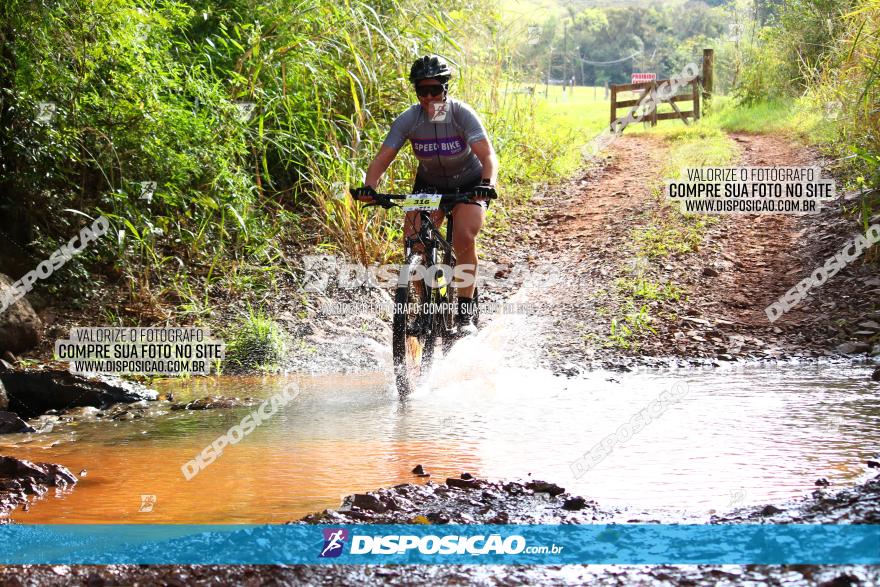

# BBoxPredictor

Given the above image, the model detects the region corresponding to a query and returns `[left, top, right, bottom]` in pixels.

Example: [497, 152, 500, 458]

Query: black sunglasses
[415, 84, 445, 97]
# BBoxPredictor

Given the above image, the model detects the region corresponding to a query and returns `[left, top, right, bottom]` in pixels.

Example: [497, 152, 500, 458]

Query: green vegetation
[615, 277, 683, 301]
[704, 97, 797, 134]
[730, 0, 880, 223]
[527, 85, 609, 176]
[0, 0, 591, 321]
[607, 303, 657, 350]
[508, 1, 728, 87]
[224, 307, 287, 372]
[1, 0, 877, 352]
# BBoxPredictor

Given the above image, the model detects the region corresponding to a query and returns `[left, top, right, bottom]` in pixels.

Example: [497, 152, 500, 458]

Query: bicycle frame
[401, 207, 457, 339]
[403, 207, 456, 277]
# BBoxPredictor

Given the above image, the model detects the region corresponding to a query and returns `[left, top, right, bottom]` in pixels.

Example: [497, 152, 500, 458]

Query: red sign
[631, 73, 657, 83]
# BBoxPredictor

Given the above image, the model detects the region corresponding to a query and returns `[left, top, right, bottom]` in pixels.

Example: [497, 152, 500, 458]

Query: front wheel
[392, 265, 434, 397]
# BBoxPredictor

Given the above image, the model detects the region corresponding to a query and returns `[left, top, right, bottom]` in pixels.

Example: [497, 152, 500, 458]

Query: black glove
[351, 185, 377, 202]
[473, 179, 497, 200]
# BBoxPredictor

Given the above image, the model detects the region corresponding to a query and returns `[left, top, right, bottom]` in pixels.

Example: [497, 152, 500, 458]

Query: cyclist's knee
[453, 229, 479, 251]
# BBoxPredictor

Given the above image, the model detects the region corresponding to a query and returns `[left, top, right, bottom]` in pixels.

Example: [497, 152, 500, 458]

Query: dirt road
[484, 132, 879, 374]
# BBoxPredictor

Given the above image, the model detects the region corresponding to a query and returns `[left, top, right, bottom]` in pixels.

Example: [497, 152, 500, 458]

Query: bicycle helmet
[409, 55, 452, 84]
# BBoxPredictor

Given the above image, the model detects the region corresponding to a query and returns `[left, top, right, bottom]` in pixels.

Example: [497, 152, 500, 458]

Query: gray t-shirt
[382, 98, 489, 190]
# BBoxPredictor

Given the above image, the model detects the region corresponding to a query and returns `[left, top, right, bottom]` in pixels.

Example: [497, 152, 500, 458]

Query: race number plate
[401, 193, 442, 211]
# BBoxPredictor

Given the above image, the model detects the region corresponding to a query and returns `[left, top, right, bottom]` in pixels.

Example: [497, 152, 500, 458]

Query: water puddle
[1, 350, 877, 524]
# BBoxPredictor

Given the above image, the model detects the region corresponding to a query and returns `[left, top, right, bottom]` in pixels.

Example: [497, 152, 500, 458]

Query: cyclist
[352, 55, 499, 336]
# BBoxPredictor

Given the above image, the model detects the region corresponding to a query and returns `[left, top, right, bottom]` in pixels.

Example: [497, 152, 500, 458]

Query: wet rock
[759, 505, 783, 516]
[411, 464, 430, 477]
[835, 342, 869, 355]
[460, 472, 474, 480]
[503, 482, 523, 495]
[63, 406, 101, 419]
[558, 362, 582, 377]
[819, 573, 861, 587]
[0, 456, 77, 514]
[867, 461, 879, 469]
[872, 367, 880, 382]
[0, 273, 43, 354]
[525, 480, 565, 496]
[381, 495, 404, 511]
[562, 496, 588, 511]
[170, 396, 259, 410]
[0, 366, 157, 418]
[0, 376, 7, 411]
[0, 456, 76, 486]
[351, 493, 387, 513]
[488, 511, 510, 524]
[816, 478, 830, 487]
[0, 412, 35, 434]
[426, 512, 450, 524]
[446, 477, 478, 490]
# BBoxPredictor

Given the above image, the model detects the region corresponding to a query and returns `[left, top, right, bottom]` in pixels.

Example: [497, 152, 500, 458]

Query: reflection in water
[1, 360, 878, 523]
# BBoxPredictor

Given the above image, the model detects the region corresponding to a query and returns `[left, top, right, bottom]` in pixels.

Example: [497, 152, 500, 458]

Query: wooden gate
[609, 77, 701, 128]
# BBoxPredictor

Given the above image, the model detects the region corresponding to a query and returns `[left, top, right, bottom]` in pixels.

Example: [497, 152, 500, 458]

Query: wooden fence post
[610, 84, 617, 125]
[650, 80, 658, 127]
[702, 48, 714, 102]
[692, 79, 701, 121]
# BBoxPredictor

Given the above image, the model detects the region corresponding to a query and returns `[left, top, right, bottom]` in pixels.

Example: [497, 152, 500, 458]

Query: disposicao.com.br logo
[319, 528, 349, 558]
[318, 529, 563, 558]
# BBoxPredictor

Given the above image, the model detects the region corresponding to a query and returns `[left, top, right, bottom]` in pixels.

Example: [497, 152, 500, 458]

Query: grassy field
[507, 84, 610, 177]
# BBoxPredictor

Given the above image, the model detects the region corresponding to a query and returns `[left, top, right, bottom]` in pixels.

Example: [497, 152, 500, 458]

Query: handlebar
[351, 190, 497, 209]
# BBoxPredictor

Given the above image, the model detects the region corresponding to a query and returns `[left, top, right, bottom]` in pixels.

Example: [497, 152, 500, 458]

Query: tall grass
[0, 0, 517, 315]
[729, 0, 879, 226]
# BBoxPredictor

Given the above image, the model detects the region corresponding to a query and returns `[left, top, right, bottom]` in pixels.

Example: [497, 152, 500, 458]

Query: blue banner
[0, 524, 876, 565]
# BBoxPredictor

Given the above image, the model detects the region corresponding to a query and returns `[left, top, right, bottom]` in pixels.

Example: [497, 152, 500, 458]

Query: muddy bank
[2, 561, 873, 586]
[298, 475, 607, 525]
[2, 470, 878, 585]
[294, 466, 880, 527]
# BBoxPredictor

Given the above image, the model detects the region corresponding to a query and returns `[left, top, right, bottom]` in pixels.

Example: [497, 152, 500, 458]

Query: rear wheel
[392, 262, 434, 397]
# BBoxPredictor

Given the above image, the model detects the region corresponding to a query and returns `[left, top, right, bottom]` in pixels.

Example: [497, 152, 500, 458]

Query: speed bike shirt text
[382, 98, 489, 190]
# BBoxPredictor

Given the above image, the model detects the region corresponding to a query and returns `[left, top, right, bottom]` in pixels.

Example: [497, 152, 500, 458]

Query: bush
[224, 308, 287, 371]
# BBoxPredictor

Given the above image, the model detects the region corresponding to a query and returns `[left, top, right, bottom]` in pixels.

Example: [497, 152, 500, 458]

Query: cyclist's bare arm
[470, 139, 499, 186]
[365, 145, 400, 188]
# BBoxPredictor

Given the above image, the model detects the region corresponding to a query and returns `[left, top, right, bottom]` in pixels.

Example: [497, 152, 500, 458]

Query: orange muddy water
[1, 350, 878, 524]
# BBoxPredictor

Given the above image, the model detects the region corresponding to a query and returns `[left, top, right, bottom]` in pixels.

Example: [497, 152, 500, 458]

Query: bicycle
[354, 189, 496, 397]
